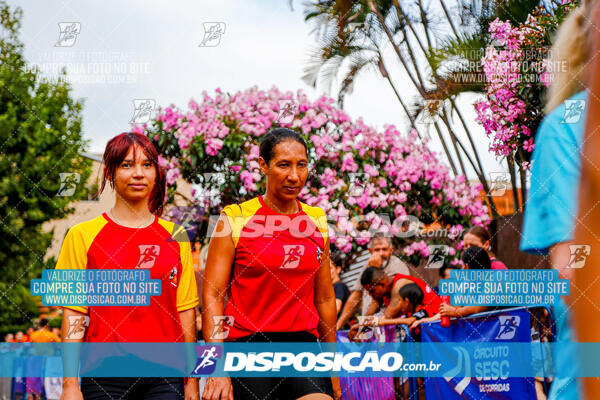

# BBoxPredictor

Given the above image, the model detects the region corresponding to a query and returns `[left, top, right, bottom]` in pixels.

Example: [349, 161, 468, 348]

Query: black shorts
[80, 377, 184, 400]
[230, 331, 334, 400]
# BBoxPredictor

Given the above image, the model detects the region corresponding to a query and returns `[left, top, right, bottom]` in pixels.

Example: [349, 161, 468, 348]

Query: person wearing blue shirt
[521, 89, 586, 257]
[519, 1, 595, 397]
[521, 89, 585, 400]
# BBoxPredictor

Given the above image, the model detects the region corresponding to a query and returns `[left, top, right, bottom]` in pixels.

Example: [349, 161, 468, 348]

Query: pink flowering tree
[474, 3, 577, 203]
[142, 86, 489, 267]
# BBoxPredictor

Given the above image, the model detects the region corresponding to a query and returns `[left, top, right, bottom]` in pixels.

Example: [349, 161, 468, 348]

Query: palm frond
[338, 53, 379, 107]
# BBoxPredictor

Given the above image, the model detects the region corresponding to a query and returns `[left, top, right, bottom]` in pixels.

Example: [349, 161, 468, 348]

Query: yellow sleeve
[176, 237, 199, 312]
[315, 207, 328, 243]
[299, 203, 329, 243]
[55, 225, 89, 314]
[221, 204, 242, 247]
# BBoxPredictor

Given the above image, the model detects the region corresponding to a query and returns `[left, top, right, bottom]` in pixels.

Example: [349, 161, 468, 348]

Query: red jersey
[222, 196, 329, 340]
[55, 213, 198, 342]
[390, 273, 442, 317]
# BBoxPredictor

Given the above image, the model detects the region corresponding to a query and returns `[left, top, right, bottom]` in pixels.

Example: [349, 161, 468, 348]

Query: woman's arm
[313, 238, 341, 399]
[410, 314, 440, 329]
[574, 6, 600, 397]
[377, 316, 416, 326]
[314, 238, 337, 343]
[60, 308, 87, 400]
[202, 214, 235, 343]
[179, 308, 199, 400]
[201, 214, 235, 400]
[336, 290, 362, 330]
[440, 304, 487, 318]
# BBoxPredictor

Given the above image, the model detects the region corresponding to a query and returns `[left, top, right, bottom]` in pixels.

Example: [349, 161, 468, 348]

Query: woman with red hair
[57, 132, 199, 399]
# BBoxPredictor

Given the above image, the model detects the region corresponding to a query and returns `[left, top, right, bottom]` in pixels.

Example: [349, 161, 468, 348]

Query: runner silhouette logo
[561, 99, 586, 124]
[495, 315, 521, 340]
[567, 244, 590, 268]
[136, 245, 160, 269]
[210, 316, 234, 340]
[192, 345, 223, 375]
[280, 245, 305, 269]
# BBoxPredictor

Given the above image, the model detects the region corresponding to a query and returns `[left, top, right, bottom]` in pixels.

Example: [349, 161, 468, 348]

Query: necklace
[263, 195, 299, 214]
[109, 209, 154, 228]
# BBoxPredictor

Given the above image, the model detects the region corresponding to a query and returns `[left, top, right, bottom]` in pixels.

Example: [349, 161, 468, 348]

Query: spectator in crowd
[15, 331, 29, 343]
[433, 263, 455, 294]
[371, 283, 429, 327]
[51, 327, 61, 340]
[461, 245, 491, 270]
[4, 333, 13, 343]
[26, 327, 34, 338]
[330, 260, 350, 317]
[411, 247, 491, 328]
[347, 267, 441, 340]
[336, 232, 410, 330]
[30, 319, 60, 343]
[463, 226, 507, 269]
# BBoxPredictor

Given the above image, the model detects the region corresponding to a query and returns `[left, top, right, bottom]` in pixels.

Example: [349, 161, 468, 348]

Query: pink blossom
[364, 164, 379, 178]
[157, 155, 168, 169]
[206, 138, 224, 156]
[166, 168, 180, 185]
[148, 85, 489, 265]
[340, 153, 358, 173]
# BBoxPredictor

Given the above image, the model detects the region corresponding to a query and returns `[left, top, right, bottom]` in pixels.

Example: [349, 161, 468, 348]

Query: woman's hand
[185, 377, 200, 400]
[202, 376, 233, 400]
[439, 303, 459, 317]
[60, 385, 83, 400]
[410, 318, 425, 329]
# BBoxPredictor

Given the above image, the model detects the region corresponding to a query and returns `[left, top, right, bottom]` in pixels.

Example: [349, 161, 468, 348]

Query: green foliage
[0, 282, 39, 337]
[48, 316, 62, 329]
[0, 2, 90, 331]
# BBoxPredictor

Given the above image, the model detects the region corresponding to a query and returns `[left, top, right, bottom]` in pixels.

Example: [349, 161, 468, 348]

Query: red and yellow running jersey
[55, 212, 198, 342]
[222, 196, 329, 340]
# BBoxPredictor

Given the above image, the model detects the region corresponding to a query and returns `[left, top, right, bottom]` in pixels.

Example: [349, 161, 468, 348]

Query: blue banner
[421, 308, 535, 399]
[2, 340, 599, 378]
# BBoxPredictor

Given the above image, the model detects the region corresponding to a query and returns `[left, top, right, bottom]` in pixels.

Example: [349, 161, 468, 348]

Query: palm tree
[302, 0, 543, 216]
